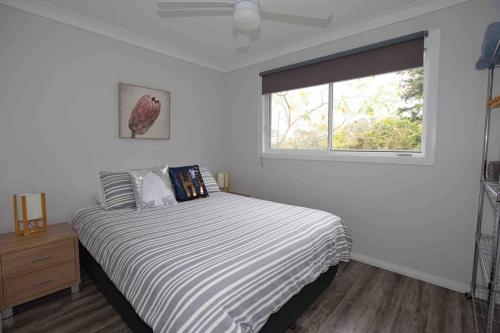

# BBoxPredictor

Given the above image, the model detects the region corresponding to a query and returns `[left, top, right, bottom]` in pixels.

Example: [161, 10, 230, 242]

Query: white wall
[0, 5, 226, 233]
[222, 0, 499, 291]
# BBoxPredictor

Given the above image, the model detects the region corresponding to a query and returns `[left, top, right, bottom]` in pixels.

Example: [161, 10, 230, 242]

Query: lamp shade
[16, 192, 43, 221]
[217, 172, 229, 189]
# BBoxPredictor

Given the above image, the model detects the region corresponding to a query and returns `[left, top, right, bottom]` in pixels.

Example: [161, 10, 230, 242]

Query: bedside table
[0, 223, 80, 324]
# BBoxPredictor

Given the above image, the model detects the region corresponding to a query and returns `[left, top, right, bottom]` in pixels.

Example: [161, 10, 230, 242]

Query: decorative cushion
[200, 167, 220, 193]
[168, 165, 209, 202]
[99, 171, 136, 210]
[129, 165, 177, 211]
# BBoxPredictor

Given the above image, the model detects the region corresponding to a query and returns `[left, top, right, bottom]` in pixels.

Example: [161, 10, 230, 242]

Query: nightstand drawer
[1, 239, 74, 278]
[3, 261, 76, 305]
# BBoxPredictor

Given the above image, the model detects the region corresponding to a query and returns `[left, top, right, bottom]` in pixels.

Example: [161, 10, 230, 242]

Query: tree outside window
[269, 67, 424, 152]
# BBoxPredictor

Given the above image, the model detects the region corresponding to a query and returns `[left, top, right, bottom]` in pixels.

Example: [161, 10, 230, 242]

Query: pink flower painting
[119, 84, 170, 140]
[129, 94, 161, 138]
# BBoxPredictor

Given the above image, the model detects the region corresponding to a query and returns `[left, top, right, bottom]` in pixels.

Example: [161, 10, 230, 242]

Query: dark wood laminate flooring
[3, 261, 474, 333]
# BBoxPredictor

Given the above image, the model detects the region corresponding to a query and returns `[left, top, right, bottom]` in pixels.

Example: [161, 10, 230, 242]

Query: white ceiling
[2, 0, 469, 71]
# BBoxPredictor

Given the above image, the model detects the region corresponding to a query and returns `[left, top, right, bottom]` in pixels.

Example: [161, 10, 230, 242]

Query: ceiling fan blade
[158, 9, 232, 18]
[234, 32, 251, 49]
[261, 11, 331, 28]
[260, 1, 333, 20]
[156, 1, 233, 10]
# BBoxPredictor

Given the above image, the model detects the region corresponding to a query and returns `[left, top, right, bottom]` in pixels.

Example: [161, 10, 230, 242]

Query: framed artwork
[119, 83, 170, 139]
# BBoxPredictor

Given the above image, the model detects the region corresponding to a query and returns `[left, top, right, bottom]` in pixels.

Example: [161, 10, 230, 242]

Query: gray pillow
[99, 171, 136, 210]
[200, 167, 220, 193]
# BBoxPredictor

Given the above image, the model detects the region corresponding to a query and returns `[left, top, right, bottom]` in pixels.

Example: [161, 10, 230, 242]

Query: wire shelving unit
[470, 40, 500, 333]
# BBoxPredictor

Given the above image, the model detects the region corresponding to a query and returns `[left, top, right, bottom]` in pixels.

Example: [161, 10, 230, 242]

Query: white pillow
[95, 191, 105, 208]
[129, 165, 177, 211]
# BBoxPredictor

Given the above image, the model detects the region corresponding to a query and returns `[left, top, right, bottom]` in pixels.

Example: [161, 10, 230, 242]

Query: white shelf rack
[470, 40, 500, 333]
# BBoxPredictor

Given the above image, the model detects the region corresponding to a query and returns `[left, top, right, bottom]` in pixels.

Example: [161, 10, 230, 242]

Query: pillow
[200, 167, 220, 193]
[129, 165, 177, 210]
[168, 165, 208, 202]
[95, 191, 105, 208]
[99, 171, 136, 210]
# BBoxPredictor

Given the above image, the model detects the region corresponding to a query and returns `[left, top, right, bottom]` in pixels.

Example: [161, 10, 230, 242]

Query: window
[270, 84, 329, 150]
[270, 68, 424, 152]
[260, 31, 439, 165]
[331, 69, 423, 152]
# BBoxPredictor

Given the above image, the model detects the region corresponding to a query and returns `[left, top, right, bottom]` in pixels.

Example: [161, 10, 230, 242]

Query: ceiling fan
[156, 0, 333, 48]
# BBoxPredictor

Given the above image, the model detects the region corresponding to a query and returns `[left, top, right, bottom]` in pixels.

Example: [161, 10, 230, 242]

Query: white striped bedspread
[72, 192, 352, 333]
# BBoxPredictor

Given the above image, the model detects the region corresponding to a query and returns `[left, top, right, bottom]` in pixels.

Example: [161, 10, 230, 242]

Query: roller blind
[260, 32, 426, 95]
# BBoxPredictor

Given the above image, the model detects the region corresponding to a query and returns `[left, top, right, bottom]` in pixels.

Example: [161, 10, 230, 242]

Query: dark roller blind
[260, 32, 426, 94]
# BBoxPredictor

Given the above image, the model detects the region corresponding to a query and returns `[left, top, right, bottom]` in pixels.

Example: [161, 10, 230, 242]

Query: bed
[72, 192, 352, 333]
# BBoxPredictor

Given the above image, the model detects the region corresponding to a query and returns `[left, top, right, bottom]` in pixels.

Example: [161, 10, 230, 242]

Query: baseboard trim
[350, 252, 469, 293]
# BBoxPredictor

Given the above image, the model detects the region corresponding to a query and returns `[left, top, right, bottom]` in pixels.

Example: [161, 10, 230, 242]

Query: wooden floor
[3, 261, 474, 333]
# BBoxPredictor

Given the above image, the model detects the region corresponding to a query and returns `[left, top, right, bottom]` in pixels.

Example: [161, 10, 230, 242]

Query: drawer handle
[33, 279, 54, 288]
[31, 256, 51, 263]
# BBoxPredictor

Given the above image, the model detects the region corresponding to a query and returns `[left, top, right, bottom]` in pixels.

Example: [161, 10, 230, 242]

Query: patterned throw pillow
[200, 167, 220, 193]
[99, 171, 136, 210]
[129, 165, 177, 211]
[168, 165, 209, 202]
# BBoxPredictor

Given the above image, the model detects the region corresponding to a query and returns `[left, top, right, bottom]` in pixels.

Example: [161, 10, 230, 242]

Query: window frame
[259, 29, 439, 165]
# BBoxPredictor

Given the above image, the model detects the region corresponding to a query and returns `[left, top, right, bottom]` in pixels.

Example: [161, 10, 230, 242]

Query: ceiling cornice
[0, 0, 226, 71]
[1, 0, 470, 73]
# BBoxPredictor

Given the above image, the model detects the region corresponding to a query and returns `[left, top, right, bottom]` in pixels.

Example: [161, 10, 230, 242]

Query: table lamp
[217, 172, 229, 192]
[13, 192, 47, 236]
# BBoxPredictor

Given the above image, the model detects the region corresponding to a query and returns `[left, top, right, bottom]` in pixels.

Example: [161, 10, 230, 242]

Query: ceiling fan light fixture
[233, 0, 260, 32]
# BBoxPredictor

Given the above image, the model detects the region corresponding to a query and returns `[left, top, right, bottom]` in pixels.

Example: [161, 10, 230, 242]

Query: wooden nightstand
[0, 223, 80, 324]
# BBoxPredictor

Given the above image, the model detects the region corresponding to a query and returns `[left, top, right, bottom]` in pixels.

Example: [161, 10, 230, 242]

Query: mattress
[72, 192, 352, 333]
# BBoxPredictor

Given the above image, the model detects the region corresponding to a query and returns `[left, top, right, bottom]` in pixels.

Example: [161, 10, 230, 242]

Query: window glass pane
[331, 68, 424, 152]
[270, 84, 329, 150]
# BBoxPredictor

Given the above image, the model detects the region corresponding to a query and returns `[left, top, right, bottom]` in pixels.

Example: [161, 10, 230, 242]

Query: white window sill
[261, 151, 435, 165]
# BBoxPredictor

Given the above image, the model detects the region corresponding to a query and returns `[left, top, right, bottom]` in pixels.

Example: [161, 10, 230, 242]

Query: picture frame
[119, 83, 170, 140]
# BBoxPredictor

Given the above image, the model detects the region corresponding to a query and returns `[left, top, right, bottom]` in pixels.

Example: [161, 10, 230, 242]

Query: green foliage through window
[269, 67, 424, 152]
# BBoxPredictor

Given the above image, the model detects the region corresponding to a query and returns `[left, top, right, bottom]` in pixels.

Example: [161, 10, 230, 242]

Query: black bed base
[79, 243, 338, 333]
